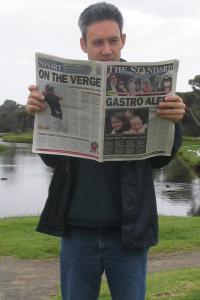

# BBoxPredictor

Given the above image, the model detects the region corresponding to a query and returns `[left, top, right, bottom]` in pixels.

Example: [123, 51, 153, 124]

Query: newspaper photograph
[32, 53, 179, 162]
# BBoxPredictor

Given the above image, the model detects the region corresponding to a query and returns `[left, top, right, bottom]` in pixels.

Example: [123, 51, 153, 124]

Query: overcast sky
[0, 0, 199, 105]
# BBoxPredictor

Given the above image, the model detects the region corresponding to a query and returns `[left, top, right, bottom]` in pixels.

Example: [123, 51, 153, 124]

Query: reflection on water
[0, 142, 200, 218]
[0, 142, 51, 218]
[154, 158, 200, 216]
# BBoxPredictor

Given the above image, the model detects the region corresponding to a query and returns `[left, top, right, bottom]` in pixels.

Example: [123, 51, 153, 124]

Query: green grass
[150, 216, 200, 256]
[0, 216, 199, 259]
[146, 267, 200, 300]
[51, 268, 200, 300]
[0, 143, 6, 153]
[0, 217, 59, 259]
[2, 132, 33, 143]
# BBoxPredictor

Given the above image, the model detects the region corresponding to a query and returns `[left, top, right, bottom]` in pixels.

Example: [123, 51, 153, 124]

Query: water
[154, 158, 200, 216]
[0, 142, 51, 218]
[0, 142, 200, 218]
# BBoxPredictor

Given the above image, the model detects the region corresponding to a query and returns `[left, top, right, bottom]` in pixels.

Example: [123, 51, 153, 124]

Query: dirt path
[148, 250, 200, 272]
[0, 257, 59, 300]
[0, 250, 200, 300]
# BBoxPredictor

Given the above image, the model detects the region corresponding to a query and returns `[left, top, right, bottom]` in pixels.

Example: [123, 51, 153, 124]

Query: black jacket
[36, 123, 182, 249]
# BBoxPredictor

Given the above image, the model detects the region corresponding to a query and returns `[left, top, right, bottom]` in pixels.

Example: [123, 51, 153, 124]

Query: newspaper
[32, 52, 179, 162]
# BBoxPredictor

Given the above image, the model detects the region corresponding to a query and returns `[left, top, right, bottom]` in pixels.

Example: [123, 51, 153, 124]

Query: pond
[0, 142, 200, 218]
[0, 142, 51, 218]
[154, 158, 200, 216]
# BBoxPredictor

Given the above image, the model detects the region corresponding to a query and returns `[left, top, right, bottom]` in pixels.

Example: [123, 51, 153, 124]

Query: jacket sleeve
[149, 122, 183, 169]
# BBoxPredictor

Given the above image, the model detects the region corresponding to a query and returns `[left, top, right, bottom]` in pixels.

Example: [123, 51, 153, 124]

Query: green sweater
[67, 159, 121, 228]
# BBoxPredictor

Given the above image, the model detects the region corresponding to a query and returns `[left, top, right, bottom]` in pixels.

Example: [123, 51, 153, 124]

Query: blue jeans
[60, 227, 148, 300]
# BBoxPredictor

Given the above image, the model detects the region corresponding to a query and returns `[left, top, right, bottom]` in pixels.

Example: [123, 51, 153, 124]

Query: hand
[26, 85, 46, 115]
[156, 95, 185, 122]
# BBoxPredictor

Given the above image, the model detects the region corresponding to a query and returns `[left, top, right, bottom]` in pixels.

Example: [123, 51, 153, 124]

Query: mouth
[100, 58, 116, 62]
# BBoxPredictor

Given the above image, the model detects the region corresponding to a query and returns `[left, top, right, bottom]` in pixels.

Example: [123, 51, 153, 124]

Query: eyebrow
[92, 35, 120, 41]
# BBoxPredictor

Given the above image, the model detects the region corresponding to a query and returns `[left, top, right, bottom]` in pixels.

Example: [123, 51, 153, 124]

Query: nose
[101, 42, 112, 56]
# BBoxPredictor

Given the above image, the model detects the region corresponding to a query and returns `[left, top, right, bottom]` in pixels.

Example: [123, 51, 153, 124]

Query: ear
[80, 37, 87, 53]
[121, 33, 126, 49]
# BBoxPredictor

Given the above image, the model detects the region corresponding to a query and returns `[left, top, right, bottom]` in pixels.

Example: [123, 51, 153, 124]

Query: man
[26, 3, 185, 300]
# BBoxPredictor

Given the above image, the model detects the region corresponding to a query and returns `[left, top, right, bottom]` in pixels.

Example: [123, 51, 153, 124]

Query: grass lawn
[146, 267, 200, 300]
[0, 216, 200, 259]
[0, 216, 59, 259]
[150, 216, 200, 255]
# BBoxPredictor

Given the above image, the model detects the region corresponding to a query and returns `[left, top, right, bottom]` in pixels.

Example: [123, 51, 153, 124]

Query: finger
[26, 95, 46, 115]
[159, 95, 184, 107]
[164, 95, 183, 102]
[28, 89, 45, 102]
[28, 85, 38, 92]
[26, 101, 46, 115]
[26, 104, 44, 115]
[158, 101, 186, 110]
[157, 108, 185, 123]
[27, 96, 45, 107]
[157, 108, 185, 116]
[158, 114, 184, 122]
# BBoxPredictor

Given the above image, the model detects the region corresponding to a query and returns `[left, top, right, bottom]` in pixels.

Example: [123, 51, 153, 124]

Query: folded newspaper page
[32, 53, 179, 162]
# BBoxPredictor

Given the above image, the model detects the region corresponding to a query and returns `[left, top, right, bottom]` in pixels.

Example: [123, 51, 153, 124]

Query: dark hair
[78, 2, 124, 40]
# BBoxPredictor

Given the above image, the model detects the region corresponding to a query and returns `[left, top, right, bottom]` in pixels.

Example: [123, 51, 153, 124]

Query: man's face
[80, 20, 126, 62]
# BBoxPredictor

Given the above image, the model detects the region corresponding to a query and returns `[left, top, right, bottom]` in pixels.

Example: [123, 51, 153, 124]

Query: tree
[178, 87, 200, 136]
[188, 75, 200, 94]
[0, 100, 33, 133]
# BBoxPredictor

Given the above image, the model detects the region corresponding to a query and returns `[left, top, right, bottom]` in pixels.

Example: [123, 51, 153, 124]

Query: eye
[92, 40, 103, 46]
[109, 38, 119, 45]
